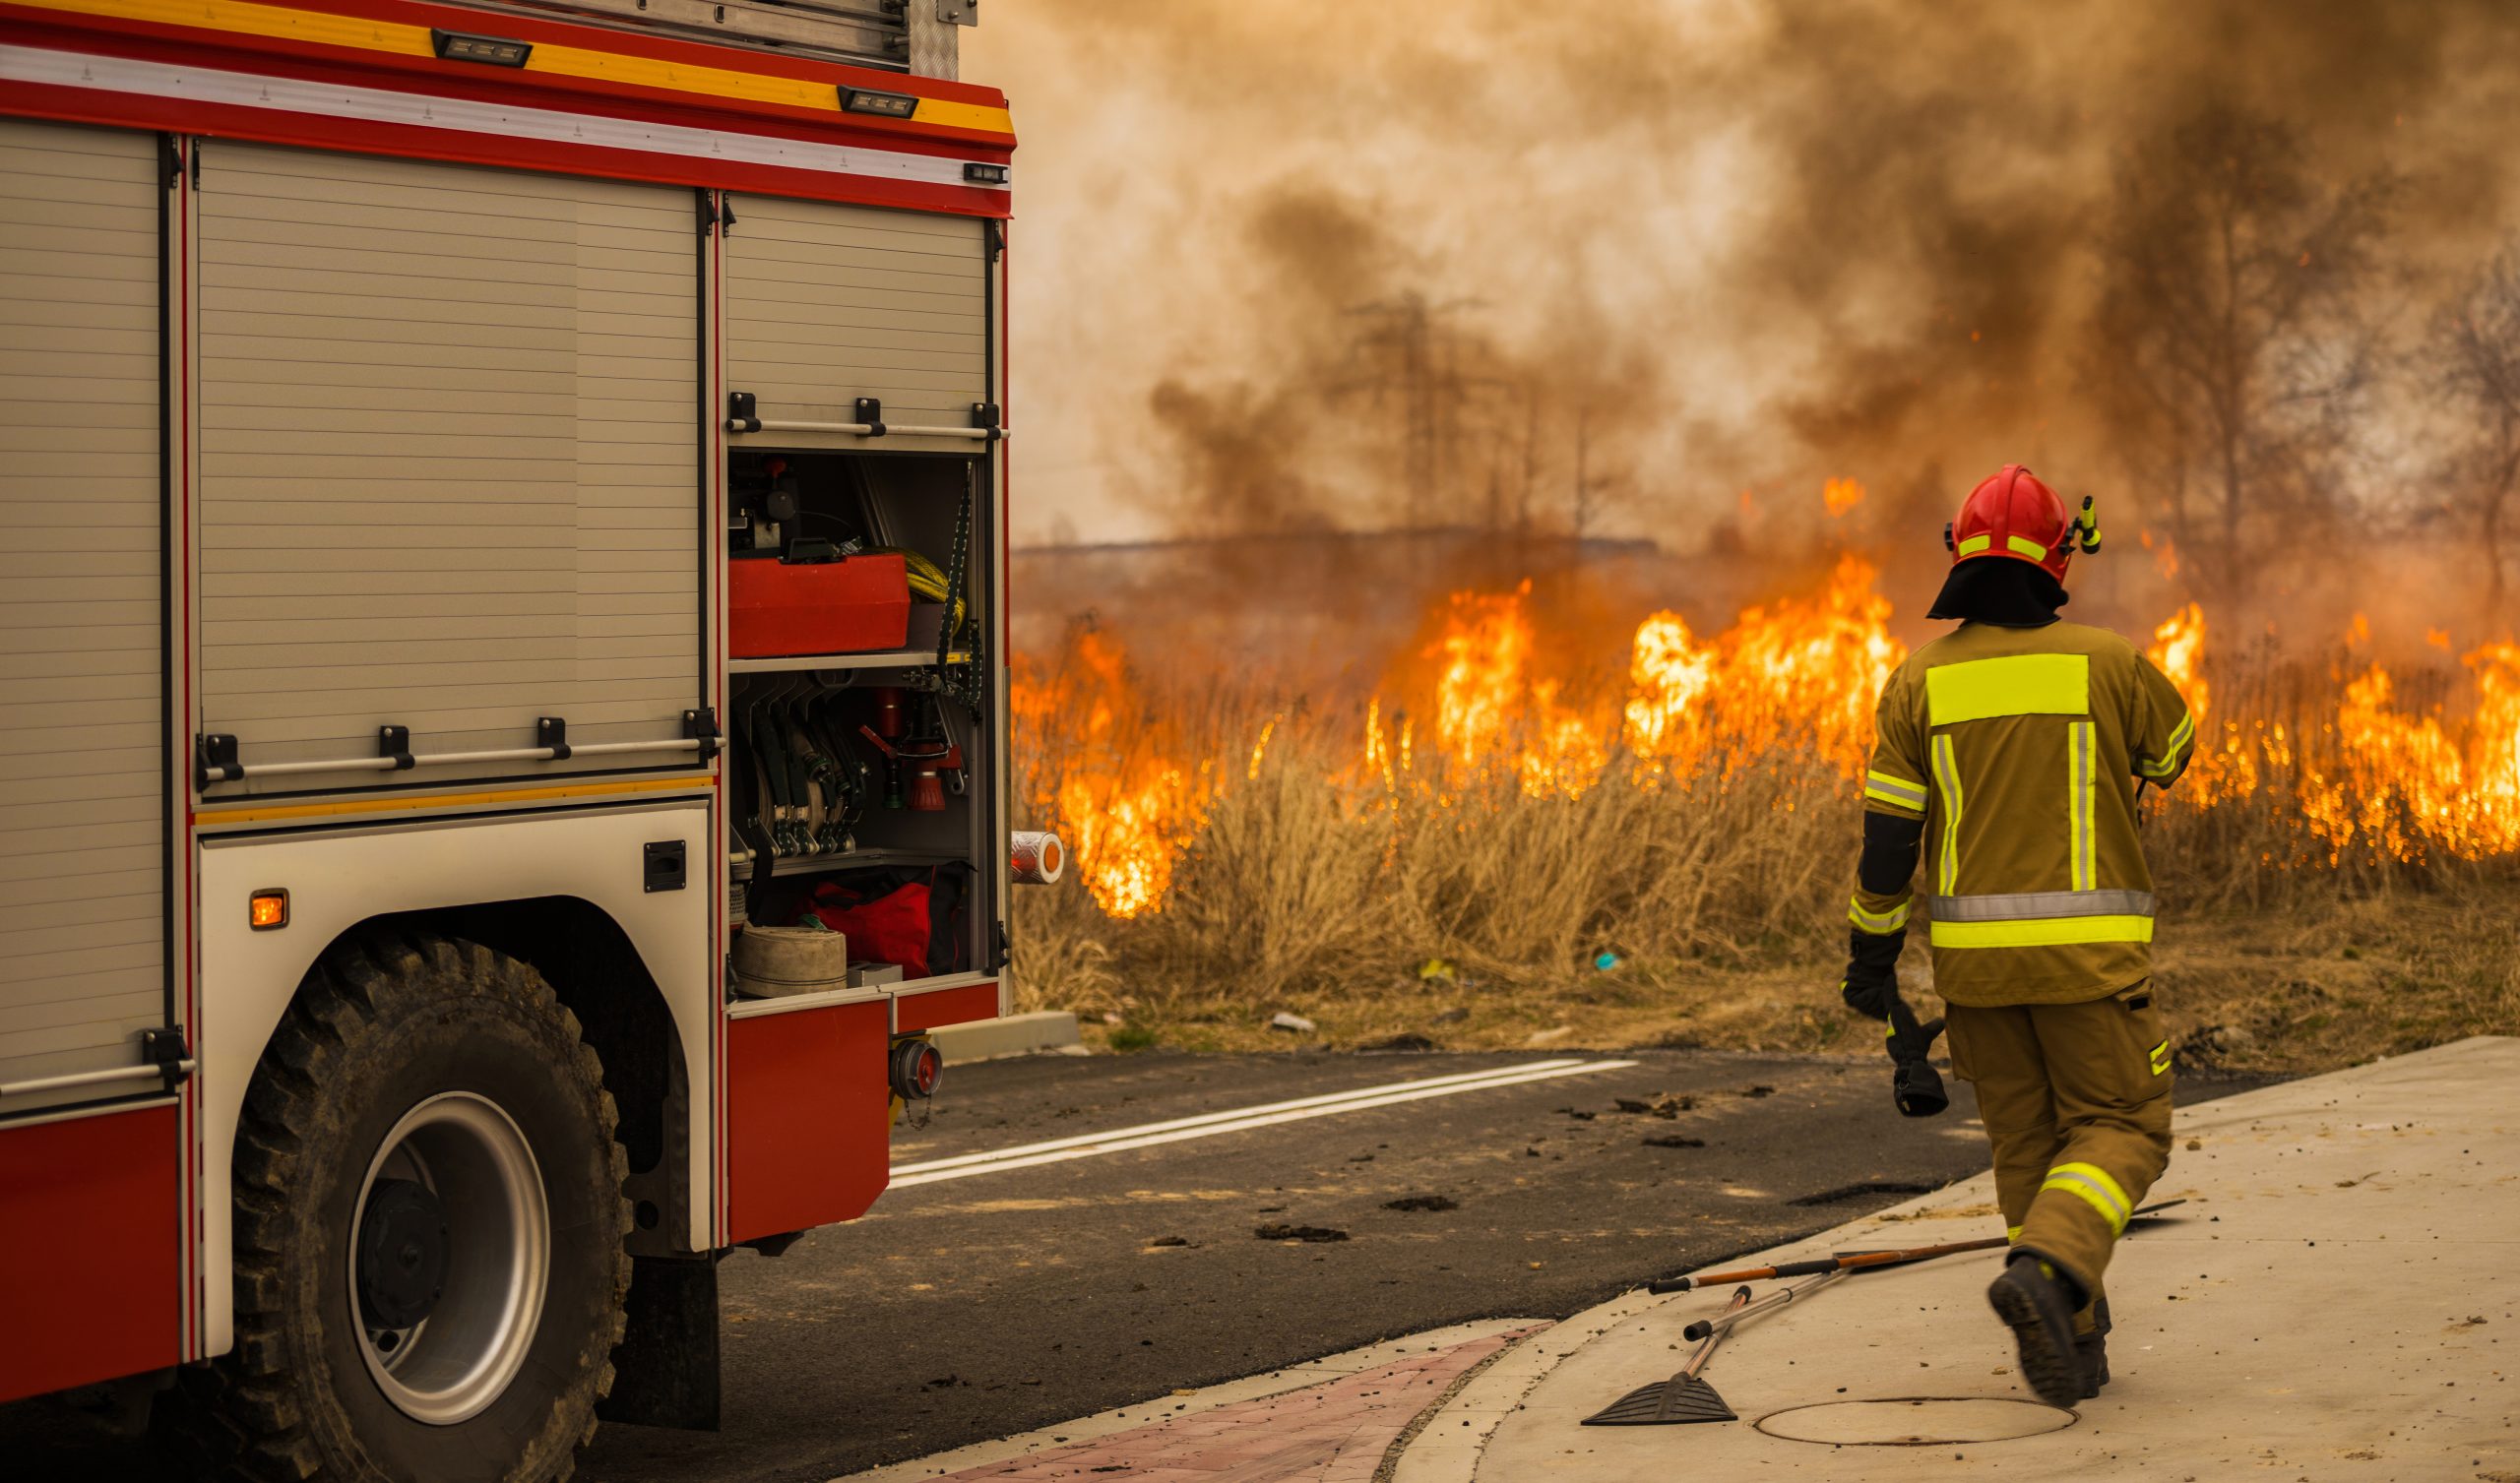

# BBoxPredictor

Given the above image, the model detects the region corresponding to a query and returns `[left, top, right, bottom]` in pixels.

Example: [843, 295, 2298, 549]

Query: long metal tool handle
[1682, 1267, 1850, 1342]
[1649, 1235, 2007, 1293]
[1677, 1285, 1753, 1381]
[1648, 1198, 2190, 1294]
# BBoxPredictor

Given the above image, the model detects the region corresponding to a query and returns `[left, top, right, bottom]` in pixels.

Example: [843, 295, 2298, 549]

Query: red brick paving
[912, 1327, 1539, 1481]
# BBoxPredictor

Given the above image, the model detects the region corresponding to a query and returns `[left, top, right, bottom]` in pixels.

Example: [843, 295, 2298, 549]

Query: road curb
[927, 1010, 1084, 1064]
[835, 1319, 1544, 1482]
[1389, 1287, 1674, 1483]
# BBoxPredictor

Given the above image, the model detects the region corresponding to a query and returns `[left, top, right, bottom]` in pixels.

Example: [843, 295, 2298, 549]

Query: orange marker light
[249, 889, 289, 931]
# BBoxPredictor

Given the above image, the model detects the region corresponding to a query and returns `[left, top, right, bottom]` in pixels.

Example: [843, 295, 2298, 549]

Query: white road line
[896, 1060, 1588, 1176]
[889, 1060, 1640, 1188]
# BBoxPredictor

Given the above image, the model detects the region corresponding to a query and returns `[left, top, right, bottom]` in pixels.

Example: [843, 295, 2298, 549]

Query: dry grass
[1009, 655, 2520, 1078]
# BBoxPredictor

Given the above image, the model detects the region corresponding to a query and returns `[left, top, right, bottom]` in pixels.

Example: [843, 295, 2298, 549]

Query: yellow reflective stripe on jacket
[1864, 769, 1928, 814]
[1848, 895, 1910, 935]
[2042, 1162, 2132, 1234]
[2139, 710, 2197, 778]
[2068, 719, 2097, 891]
[1924, 652, 2091, 726]
[2149, 1038, 2172, 1075]
[2005, 1224, 2024, 1243]
[1929, 914, 2156, 949]
[1931, 733, 1964, 894]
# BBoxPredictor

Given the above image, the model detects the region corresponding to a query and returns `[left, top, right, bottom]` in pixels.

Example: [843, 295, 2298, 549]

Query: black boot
[2076, 1296, 2112, 1398]
[1988, 1253, 2087, 1408]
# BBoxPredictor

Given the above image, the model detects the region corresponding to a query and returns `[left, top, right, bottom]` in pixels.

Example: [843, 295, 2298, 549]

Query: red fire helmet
[1943, 463, 2096, 581]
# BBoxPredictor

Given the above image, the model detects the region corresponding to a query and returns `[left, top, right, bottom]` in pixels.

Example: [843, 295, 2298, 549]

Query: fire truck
[0, 0, 1019, 1474]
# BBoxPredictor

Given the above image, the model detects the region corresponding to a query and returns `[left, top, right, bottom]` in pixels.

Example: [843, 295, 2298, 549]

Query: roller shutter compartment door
[724, 196, 987, 451]
[196, 145, 701, 791]
[0, 120, 167, 1110]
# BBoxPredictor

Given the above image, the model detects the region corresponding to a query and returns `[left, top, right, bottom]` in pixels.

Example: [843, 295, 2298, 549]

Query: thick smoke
[971, 1, 2520, 647]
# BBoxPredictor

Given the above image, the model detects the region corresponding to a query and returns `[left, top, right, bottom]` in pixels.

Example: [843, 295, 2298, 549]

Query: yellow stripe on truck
[7, 0, 1017, 136]
[200, 774, 705, 825]
[13, 0, 437, 59]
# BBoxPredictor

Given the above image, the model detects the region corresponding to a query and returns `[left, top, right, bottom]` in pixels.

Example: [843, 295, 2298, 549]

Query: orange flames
[1367, 554, 1906, 803]
[2146, 603, 2520, 863]
[1018, 508, 2520, 921]
[1022, 552, 1910, 916]
[2137, 528, 2180, 579]
[1010, 626, 1212, 918]
[1621, 555, 1906, 783]
[1417, 582, 1611, 799]
[2145, 602, 2254, 806]
[2307, 643, 2520, 862]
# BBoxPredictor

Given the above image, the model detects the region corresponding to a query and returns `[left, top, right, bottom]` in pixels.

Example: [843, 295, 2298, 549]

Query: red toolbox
[729, 550, 911, 657]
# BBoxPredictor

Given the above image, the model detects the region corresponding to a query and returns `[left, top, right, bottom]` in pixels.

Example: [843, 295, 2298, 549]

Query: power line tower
[1335, 292, 1498, 530]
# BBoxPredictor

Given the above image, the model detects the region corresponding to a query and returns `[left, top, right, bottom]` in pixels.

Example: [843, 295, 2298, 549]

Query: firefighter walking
[1838, 464, 2196, 1409]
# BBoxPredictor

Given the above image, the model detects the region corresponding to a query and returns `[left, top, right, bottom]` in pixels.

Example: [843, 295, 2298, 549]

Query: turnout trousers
[1944, 981, 2174, 1330]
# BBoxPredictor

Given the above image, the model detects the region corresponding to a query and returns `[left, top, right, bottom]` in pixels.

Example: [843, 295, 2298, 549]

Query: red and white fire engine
[0, 0, 1022, 1473]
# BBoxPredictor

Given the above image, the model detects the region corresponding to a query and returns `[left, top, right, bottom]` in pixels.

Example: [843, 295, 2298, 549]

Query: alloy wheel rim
[348, 1091, 550, 1425]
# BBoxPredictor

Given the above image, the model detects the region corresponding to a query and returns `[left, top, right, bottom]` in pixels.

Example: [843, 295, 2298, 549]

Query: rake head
[1579, 1373, 1736, 1426]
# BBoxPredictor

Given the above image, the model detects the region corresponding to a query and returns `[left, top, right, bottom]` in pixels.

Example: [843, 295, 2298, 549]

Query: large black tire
[168, 929, 630, 1483]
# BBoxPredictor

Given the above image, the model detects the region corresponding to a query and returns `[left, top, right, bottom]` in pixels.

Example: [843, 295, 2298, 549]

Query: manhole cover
[1754, 1397, 2075, 1446]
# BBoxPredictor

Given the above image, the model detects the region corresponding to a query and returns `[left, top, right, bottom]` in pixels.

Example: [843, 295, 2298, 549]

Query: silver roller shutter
[0, 119, 167, 1109]
[196, 145, 701, 791]
[725, 194, 987, 451]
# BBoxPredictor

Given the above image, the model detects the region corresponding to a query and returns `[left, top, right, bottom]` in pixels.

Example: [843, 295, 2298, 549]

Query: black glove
[1840, 961, 1898, 1020]
[1839, 923, 1905, 1020]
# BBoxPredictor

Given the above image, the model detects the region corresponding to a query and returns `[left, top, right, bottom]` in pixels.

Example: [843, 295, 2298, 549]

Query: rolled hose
[870, 546, 965, 634]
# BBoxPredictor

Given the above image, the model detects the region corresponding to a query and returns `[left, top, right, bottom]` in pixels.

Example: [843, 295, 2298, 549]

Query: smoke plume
[971, 0, 2520, 644]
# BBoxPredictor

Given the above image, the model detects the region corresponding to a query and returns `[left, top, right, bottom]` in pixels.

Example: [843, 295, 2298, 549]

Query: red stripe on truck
[0, 1102, 183, 1402]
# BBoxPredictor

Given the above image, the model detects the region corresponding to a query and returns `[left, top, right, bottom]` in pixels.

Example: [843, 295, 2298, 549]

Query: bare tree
[2089, 105, 2395, 600]
[1516, 388, 1540, 538]
[2431, 247, 2520, 626]
[1567, 408, 1631, 544]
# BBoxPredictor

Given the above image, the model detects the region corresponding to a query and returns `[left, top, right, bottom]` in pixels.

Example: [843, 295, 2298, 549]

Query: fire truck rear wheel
[168, 927, 631, 1483]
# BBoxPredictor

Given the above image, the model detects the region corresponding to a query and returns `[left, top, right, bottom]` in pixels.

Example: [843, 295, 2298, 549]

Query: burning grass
[1010, 565, 2520, 1077]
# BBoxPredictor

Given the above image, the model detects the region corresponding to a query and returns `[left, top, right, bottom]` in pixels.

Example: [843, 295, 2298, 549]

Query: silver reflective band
[1929, 890, 2157, 921]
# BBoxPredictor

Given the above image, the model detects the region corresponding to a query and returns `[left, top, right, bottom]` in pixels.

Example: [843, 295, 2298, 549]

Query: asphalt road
[6, 1048, 2267, 1483]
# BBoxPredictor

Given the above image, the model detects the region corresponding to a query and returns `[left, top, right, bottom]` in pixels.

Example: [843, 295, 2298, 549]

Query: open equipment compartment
[724, 450, 997, 988]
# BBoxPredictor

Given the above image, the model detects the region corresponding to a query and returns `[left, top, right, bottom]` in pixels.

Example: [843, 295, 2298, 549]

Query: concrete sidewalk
[1397, 1034, 2520, 1481]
